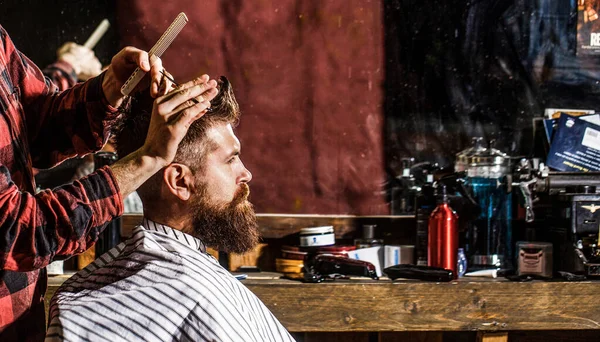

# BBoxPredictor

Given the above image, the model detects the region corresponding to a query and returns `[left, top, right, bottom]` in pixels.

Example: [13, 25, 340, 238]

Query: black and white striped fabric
[46, 218, 295, 342]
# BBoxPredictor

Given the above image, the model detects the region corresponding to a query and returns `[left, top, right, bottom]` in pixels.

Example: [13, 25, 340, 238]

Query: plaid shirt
[0, 26, 124, 341]
[42, 61, 78, 91]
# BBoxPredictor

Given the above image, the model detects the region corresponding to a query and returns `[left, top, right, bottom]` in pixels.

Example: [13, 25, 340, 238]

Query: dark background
[384, 0, 600, 172]
[1, 0, 597, 214]
[0, 0, 118, 68]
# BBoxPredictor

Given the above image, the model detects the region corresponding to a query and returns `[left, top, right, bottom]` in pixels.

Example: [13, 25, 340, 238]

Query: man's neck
[142, 208, 191, 233]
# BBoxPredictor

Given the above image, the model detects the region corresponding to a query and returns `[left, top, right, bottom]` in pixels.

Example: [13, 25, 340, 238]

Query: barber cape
[46, 218, 295, 342]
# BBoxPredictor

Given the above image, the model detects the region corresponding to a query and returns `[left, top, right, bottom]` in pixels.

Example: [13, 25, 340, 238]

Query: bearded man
[45, 76, 295, 342]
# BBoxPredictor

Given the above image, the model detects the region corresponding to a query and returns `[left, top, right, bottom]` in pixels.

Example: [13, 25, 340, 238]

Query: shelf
[122, 213, 416, 239]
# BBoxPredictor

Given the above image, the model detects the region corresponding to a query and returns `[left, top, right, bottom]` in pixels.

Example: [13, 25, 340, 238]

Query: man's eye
[227, 156, 236, 164]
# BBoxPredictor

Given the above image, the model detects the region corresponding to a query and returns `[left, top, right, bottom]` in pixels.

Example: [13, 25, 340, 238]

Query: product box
[543, 112, 600, 144]
[546, 114, 600, 172]
[578, 0, 600, 56]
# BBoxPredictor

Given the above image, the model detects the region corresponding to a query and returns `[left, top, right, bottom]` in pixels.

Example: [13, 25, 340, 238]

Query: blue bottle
[457, 248, 467, 277]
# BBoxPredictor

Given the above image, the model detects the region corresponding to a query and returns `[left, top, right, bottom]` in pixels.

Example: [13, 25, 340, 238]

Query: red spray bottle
[428, 184, 458, 278]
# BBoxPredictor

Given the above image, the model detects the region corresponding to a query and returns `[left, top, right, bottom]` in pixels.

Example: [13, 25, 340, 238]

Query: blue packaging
[546, 114, 600, 172]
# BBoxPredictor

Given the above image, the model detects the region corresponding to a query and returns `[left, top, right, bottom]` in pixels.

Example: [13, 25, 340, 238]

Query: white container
[349, 246, 384, 277]
[299, 226, 335, 247]
[384, 245, 415, 268]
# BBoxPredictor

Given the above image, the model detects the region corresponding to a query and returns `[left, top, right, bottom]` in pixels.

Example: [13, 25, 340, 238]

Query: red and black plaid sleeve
[42, 60, 78, 91]
[19, 53, 120, 169]
[0, 165, 123, 271]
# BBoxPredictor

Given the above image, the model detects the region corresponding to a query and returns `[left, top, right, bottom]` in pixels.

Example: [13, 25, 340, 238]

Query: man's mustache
[231, 183, 250, 205]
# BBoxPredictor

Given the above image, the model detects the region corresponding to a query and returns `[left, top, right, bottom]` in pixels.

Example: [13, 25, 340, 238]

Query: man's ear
[163, 163, 195, 201]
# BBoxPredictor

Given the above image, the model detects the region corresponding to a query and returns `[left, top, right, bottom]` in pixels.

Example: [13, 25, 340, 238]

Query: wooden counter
[47, 273, 600, 338]
[59, 214, 600, 340]
[243, 277, 600, 332]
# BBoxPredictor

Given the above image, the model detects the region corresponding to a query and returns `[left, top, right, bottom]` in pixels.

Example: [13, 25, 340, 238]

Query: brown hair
[113, 76, 240, 201]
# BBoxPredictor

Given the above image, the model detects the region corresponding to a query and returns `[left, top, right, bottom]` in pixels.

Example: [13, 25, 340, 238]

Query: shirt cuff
[47, 60, 78, 81]
[80, 165, 125, 226]
[87, 71, 121, 119]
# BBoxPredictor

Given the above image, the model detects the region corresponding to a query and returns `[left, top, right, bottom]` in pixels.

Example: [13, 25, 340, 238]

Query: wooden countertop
[46, 273, 600, 333]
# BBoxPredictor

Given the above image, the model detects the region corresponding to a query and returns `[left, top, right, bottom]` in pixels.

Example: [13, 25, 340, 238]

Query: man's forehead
[205, 123, 240, 154]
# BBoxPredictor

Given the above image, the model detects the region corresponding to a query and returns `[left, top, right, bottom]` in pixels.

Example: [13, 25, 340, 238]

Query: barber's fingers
[108, 46, 150, 89]
[57, 42, 75, 57]
[173, 74, 210, 90]
[158, 69, 174, 96]
[148, 56, 166, 97]
[171, 99, 213, 129]
[170, 86, 218, 114]
[116, 46, 151, 71]
[155, 78, 218, 114]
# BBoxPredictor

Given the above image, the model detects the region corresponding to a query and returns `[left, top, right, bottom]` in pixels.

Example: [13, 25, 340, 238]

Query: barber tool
[464, 268, 512, 278]
[84, 19, 110, 49]
[303, 255, 378, 283]
[514, 157, 600, 277]
[384, 264, 455, 282]
[121, 12, 189, 96]
[159, 70, 213, 112]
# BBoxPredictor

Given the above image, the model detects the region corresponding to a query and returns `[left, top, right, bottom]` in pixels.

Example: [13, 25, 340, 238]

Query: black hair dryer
[94, 151, 121, 257]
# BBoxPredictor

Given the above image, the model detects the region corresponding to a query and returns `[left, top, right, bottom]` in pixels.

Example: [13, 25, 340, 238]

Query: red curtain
[117, 0, 387, 214]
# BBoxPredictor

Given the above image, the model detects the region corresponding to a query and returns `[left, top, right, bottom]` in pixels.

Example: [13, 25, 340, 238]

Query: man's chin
[191, 196, 260, 255]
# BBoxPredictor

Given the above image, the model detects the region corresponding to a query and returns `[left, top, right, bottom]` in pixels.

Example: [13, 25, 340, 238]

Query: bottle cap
[300, 226, 334, 235]
[436, 184, 448, 202]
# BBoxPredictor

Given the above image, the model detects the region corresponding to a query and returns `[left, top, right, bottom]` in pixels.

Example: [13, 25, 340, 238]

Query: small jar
[299, 226, 335, 247]
[516, 241, 553, 278]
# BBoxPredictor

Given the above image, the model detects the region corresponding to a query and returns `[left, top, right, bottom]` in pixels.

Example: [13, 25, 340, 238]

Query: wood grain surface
[46, 274, 600, 341]
[240, 278, 600, 332]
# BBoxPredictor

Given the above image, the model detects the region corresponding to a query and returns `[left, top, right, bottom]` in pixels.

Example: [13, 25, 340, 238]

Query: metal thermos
[428, 184, 458, 278]
[94, 151, 121, 257]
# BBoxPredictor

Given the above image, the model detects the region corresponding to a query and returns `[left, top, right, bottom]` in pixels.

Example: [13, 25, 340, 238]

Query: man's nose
[240, 166, 252, 183]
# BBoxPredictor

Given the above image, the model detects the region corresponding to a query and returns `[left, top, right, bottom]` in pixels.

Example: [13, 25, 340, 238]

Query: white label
[299, 233, 335, 247]
[580, 114, 600, 126]
[582, 127, 600, 151]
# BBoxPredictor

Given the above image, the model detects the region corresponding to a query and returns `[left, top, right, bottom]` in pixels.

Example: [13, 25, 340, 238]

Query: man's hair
[113, 76, 240, 203]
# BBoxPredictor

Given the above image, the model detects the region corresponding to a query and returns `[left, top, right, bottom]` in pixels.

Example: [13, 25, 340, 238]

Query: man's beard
[190, 183, 260, 254]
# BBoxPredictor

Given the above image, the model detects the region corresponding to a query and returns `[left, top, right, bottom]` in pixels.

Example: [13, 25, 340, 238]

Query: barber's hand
[102, 47, 173, 108]
[141, 75, 218, 167]
[57, 42, 102, 81]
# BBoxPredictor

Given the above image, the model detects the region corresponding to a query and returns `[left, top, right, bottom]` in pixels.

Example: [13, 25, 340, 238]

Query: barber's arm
[22, 45, 170, 169]
[0, 26, 216, 271]
[0, 77, 216, 272]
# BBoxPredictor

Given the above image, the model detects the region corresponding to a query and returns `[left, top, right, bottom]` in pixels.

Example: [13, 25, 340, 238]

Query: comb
[120, 12, 189, 96]
[83, 19, 110, 49]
